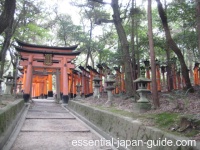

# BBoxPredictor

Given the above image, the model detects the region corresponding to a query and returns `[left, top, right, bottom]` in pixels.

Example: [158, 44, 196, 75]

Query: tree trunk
[85, 20, 93, 67]
[131, 0, 136, 95]
[0, 20, 13, 78]
[111, 0, 134, 97]
[166, 45, 173, 91]
[148, 0, 159, 108]
[156, 0, 193, 92]
[0, 0, 16, 35]
[196, 0, 200, 57]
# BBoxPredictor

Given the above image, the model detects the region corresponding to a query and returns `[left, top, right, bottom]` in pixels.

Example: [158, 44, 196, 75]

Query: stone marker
[93, 75, 102, 99]
[105, 75, 115, 106]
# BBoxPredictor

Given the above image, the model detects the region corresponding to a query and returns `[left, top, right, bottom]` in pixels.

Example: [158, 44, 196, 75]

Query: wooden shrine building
[15, 40, 80, 103]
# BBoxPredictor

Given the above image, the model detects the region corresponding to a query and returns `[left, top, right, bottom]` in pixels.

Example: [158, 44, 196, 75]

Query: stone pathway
[9, 99, 112, 150]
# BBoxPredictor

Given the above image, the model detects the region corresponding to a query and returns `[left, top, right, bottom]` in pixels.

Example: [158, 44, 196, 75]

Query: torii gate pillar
[23, 55, 33, 102]
[63, 58, 69, 103]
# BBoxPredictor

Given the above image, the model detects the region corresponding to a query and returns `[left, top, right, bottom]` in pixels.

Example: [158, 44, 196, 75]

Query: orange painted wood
[63, 58, 68, 95]
[73, 75, 77, 94]
[194, 67, 199, 85]
[146, 69, 151, 90]
[89, 71, 93, 94]
[48, 74, 52, 91]
[22, 69, 27, 91]
[24, 55, 33, 95]
[172, 64, 177, 90]
[60, 67, 63, 93]
[121, 73, 125, 92]
[44, 79, 47, 95]
[156, 66, 161, 91]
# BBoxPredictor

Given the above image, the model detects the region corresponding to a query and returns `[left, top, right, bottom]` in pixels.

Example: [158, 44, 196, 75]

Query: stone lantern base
[136, 103, 151, 113]
[93, 85, 100, 99]
[104, 90, 114, 107]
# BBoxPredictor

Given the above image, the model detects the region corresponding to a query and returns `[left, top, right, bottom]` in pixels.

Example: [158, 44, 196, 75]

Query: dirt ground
[82, 87, 200, 115]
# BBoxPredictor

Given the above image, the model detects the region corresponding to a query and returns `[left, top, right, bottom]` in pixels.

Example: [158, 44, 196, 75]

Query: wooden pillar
[194, 63, 199, 85]
[44, 78, 47, 97]
[115, 72, 120, 94]
[172, 64, 177, 90]
[121, 73, 125, 93]
[47, 74, 53, 97]
[156, 64, 161, 92]
[23, 55, 33, 102]
[60, 67, 63, 99]
[68, 73, 72, 98]
[146, 68, 151, 90]
[56, 69, 61, 101]
[89, 70, 93, 95]
[85, 71, 88, 97]
[69, 70, 74, 98]
[198, 69, 200, 85]
[63, 58, 69, 103]
[99, 69, 103, 93]
[38, 81, 40, 98]
[22, 69, 27, 92]
[73, 74, 77, 97]
[32, 83, 35, 98]
[177, 71, 181, 89]
[81, 72, 85, 96]
[87, 72, 89, 96]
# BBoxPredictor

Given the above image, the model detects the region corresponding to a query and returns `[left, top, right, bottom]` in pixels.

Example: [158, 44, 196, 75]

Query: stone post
[75, 83, 82, 100]
[56, 69, 61, 102]
[93, 75, 102, 99]
[105, 75, 115, 106]
[4, 72, 14, 95]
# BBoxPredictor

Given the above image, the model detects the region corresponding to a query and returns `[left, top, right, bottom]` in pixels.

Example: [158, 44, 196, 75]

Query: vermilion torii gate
[15, 40, 80, 103]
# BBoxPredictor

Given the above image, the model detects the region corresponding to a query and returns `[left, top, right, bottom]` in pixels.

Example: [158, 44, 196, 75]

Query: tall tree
[0, 0, 16, 35]
[148, 0, 159, 108]
[156, 0, 193, 92]
[196, 0, 200, 57]
[111, 0, 134, 96]
[130, 0, 136, 95]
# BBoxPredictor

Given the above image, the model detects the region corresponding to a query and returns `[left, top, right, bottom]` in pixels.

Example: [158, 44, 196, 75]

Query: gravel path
[9, 99, 112, 150]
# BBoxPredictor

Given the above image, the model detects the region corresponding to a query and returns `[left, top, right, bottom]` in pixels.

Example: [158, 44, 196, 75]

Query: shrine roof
[86, 65, 99, 74]
[15, 46, 81, 56]
[16, 39, 78, 50]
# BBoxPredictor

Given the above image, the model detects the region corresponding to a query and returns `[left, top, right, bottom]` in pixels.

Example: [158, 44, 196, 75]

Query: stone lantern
[105, 75, 115, 106]
[17, 81, 23, 94]
[93, 75, 102, 99]
[140, 66, 146, 77]
[134, 77, 151, 103]
[133, 76, 151, 112]
[144, 59, 150, 69]
[75, 83, 82, 100]
[3, 72, 14, 95]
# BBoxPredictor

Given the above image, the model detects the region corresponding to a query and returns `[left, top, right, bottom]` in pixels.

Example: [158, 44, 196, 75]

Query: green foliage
[13, 0, 52, 44]
[167, 1, 195, 27]
[154, 112, 179, 128]
[95, 106, 133, 118]
[56, 14, 83, 46]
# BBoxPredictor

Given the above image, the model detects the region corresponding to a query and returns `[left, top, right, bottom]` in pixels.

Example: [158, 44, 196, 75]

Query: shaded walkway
[6, 99, 112, 150]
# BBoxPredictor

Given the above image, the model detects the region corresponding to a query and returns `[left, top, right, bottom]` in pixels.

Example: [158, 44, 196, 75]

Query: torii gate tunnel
[15, 40, 81, 103]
